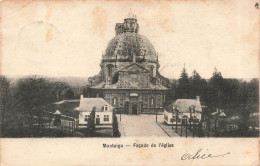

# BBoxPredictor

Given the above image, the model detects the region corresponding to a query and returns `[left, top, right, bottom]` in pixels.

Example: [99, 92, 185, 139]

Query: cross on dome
[127, 8, 137, 19]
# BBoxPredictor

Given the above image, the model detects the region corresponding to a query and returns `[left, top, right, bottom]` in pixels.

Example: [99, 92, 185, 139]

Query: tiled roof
[167, 99, 202, 113]
[53, 99, 80, 105]
[76, 98, 113, 112]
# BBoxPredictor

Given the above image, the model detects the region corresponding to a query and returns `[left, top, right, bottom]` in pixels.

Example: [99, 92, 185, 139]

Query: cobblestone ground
[117, 114, 169, 137]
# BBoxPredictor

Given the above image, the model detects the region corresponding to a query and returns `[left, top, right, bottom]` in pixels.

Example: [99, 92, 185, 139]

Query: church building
[86, 12, 168, 115]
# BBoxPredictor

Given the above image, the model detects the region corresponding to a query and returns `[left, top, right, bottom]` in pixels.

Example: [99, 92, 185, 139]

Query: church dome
[103, 14, 157, 63]
[104, 32, 157, 62]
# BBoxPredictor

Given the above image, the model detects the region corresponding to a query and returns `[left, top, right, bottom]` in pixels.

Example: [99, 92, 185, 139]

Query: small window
[104, 106, 108, 111]
[104, 115, 109, 122]
[84, 115, 90, 122]
[113, 97, 117, 105]
[150, 98, 154, 106]
[120, 98, 123, 106]
[97, 115, 99, 117]
[171, 118, 176, 122]
[108, 65, 113, 76]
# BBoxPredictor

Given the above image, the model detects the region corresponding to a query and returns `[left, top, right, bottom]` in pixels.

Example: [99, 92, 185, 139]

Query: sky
[1, 0, 259, 79]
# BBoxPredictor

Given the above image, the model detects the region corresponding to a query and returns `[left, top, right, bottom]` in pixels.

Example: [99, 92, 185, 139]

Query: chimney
[196, 96, 200, 102]
[80, 95, 84, 99]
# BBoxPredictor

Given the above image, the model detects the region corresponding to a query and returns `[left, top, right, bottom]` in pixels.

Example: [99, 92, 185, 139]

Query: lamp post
[185, 115, 188, 138]
[200, 106, 207, 137]
[193, 119, 195, 137]
[156, 109, 157, 122]
[189, 105, 195, 131]
[215, 117, 217, 137]
[219, 111, 227, 136]
[181, 115, 183, 137]
[120, 109, 122, 122]
[172, 107, 174, 130]
[175, 106, 179, 133]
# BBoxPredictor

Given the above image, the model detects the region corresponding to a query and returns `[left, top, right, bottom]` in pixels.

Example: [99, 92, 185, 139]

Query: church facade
[86, 13, 168, 115]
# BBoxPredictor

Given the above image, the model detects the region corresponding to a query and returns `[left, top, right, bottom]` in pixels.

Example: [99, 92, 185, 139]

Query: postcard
[0, 0, 259, 165]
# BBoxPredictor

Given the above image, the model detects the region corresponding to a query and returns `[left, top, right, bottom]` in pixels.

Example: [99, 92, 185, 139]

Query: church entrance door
[132, 103, 138, 115]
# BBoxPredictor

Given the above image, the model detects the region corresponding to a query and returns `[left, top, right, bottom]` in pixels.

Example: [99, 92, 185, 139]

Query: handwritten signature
[181, 149, 230, 160]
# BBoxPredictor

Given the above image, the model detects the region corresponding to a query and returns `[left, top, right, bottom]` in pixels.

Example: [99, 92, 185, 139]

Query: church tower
[87, 12, 168, 115]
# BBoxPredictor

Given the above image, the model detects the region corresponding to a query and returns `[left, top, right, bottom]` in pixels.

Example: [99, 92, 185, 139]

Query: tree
[15, 77, 56, 128]
[247, 78, 259, 113]
[237, 79, 259, 130]
[0, 76, 18, 136]
[222, 79, 240, 115]
[112, 110, 120, 137]
[167, 79, 178, 104]
[83, 89, 87, 97]
[176, 66, 191, 98]
[209, 67, 224, 89]
[87, 107, 96, 137]
[207, 67, 224, 109]
[189, 70, 207, 99]
[65, 89, 74, 99]
[53, 82, 69, 101]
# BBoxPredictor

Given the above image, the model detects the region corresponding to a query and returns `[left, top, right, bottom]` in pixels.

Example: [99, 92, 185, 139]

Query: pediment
[119, 63, 149, 74]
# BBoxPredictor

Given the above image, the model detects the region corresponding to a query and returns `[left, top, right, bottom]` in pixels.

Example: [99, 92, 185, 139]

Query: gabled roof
[219, 112, 227, 117]
[167, 98, 202, 113]
[212, 109, 227, 117]
[54, 110, 62, 115]
[53, 99, 80, 105]
[75, 98, 113, 112]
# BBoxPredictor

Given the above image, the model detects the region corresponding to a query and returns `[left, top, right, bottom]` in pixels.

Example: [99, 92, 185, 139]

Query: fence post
[120, 109, 122, 122]
[156, 110, 157, 122]
[193, 121, 195, 137]
[215, 118, 217, 137]
[175, 113, 178, 133]
[181, 120, 183, 137]
[172, 111, 174, 130]
[185, 116, 188, 138]
[190, 109, 192, 131]
[207, 119, 210, 137]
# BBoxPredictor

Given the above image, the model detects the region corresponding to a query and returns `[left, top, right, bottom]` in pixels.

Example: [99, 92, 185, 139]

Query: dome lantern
[115, 10, 139, 35]
[106, 14, 157, 63]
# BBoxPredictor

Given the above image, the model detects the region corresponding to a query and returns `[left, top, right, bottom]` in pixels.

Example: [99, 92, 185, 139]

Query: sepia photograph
[0, 0, 259, 165]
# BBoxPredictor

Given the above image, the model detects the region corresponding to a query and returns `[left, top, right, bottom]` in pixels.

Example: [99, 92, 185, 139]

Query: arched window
[150, 98, 154, 106]
[107, 65, 114, 76]
[113, 97, 117, 106]
[149, 66, 154, 75]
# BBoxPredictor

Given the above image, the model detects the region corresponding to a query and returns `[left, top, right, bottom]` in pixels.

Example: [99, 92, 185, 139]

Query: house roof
[75, 98, 113, 112]
[212, 109, 227, 117]
[219, 112, 227, 117]
[167, 99, 202, 113]
[54, 110, 62, 115]
[53, 99, 80, 105]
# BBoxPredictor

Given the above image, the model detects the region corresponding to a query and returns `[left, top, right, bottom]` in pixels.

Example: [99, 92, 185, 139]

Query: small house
[74, 96, 113, 126]
[164, 96, 203, 125]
